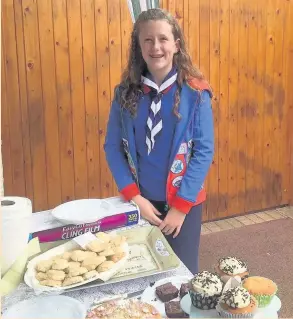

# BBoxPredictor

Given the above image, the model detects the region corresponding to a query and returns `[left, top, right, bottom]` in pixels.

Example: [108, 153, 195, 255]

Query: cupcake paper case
[243, 276, 278, 308]
[189, 271, 223, 310]
[217, 286, 258, 318]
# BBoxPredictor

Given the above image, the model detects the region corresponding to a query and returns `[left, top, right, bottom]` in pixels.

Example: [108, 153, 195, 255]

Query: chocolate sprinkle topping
[219, 256, 247, 274]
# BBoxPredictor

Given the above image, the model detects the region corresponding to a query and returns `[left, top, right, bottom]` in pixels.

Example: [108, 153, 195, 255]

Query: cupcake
[189, 271, 223, 310]
[243, 276, 277, 308]
[217, 286, 257, 318]
[215, 257, 249, 282]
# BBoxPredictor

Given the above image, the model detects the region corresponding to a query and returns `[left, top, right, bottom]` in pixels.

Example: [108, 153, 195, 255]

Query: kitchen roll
[1, 197, 32, 276]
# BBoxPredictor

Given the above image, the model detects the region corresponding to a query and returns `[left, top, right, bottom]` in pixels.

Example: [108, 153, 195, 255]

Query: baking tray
[36, 225, 181, 292]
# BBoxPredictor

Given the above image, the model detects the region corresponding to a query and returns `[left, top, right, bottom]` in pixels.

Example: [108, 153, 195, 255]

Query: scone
[217, 286, 257, 318]
[36, 272, 48, 281]
[51, 258, 69, 270]
[215, 257, 249, 282]
[71, 250, 88, 262]
[36, 260, 52, 272]
[98, 248, 115, 257]
[243, 276, 277, 307]
[67, 266, 88, 277]
[96, 260, 115, 272]
[86, 240, 107, 253]
[61, 251, 72, 261]
[86, 299, 161, 319]
[189, 271, 223, 310]
[62, 276, 84, 286]
[66, 261, 81, 272]
[82, 256, 106, 271]
[46, 269, 66, 281]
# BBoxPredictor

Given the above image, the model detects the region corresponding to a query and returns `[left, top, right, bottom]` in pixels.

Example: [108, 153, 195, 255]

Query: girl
[104, 8, 214, 274]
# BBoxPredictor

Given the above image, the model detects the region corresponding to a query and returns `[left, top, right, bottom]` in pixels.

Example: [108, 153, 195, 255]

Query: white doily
[2, 220, 192, 313]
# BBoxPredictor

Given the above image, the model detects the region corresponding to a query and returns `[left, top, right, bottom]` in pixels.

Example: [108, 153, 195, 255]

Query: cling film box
[30, 197, 140, 243]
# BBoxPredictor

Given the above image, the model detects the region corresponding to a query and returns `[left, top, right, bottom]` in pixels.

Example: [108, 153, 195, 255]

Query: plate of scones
[24, 231, 129, 292]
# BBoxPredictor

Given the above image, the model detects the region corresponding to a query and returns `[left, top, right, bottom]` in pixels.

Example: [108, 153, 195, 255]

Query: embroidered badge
[178, 143, 188, 155]
[172, 176, 183, 188]
[171, 159, 184, 174]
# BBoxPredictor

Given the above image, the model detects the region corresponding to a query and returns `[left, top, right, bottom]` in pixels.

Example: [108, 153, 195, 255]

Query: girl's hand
[159, 207, 186, 238]
[132, 195, 162, 226]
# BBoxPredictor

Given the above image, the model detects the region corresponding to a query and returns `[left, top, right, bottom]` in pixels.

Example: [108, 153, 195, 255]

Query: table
[2, 219, 192, 314]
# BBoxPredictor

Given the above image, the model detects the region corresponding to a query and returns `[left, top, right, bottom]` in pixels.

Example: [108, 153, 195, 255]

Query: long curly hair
[118, 8, 204, 117]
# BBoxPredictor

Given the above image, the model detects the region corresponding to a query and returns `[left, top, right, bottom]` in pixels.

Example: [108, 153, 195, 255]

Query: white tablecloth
[2, 219, 192, 314]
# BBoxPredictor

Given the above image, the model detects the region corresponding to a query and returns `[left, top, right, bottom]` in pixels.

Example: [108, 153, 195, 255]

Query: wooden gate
[1, 0, 293, 221]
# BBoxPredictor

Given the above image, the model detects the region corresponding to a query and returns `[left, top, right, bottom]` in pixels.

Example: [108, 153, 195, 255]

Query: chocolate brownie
[155, 282, 179, 302]
[165, 301, 189, 318]
[179, 283, 190, 298]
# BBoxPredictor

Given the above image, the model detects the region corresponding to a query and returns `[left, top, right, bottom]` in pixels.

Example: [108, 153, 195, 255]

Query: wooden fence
[1, 0, 293, 221]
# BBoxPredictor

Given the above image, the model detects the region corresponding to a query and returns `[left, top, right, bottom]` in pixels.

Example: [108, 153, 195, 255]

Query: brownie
[155, 282, 179, 302]
[165, 301, 189, 318]
[179, 283, 190, 299]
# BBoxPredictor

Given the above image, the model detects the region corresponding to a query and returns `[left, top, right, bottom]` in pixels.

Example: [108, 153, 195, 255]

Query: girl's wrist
[132, 194, 143, 204]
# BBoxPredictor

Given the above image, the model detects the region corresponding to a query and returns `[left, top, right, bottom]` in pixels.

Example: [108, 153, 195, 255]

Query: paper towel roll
[1, 197, 32, 276]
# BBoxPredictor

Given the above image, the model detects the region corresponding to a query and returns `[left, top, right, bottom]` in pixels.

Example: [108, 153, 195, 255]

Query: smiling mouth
[150, 55, 164, 58]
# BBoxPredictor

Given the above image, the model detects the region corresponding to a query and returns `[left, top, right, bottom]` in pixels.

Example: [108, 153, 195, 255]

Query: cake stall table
[1, 218, 192, 315]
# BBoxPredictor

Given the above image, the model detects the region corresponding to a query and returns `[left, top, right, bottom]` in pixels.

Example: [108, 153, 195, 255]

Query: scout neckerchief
[141, 68, 177, 155]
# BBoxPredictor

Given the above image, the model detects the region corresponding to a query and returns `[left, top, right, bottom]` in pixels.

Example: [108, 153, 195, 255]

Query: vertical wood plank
[175, 0, 184, 31]
[81, 0, 101, 198]
[271, 1, 285, 206]
[237, 0, 248, 213]
[289, 0, 293, 205]
[227, 0, 239, 216]
[188, 0, 199, 67]
[217, 0, 229, 217]
[95, 0, 113, 198]
[245, 0, 257, 212]
[120, 0, 132, 71]
[199, 0, 210, 220]
[207, 0, 220, 221]
[2, 1, 26, 197]
[198, 0, 210, 79]
[1, 41, 13, 194]
[67, 0, 89, 199]
[262, 0, 276, 209]
[254, 0, 267, 210]
[37, 0, 62, 208]
[14, 0, 34, 202]
[52, 0, 75, 202]
[108, 0, 122, 195]
[183, 0, 189, 40]
[283, 0, 293, 205]
[22, 0, 48, 210]
[160, 0, 168, 10]
[168, 0, 175, 15]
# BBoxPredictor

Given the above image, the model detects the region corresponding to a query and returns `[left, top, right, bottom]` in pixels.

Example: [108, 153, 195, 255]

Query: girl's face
[138, 20, 179, 78]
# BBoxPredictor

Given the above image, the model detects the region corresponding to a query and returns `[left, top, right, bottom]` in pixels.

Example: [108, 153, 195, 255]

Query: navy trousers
[150, 200, 202, 275]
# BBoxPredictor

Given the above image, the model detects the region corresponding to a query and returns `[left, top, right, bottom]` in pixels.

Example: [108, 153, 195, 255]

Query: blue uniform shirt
[134, 83, 178, 201]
